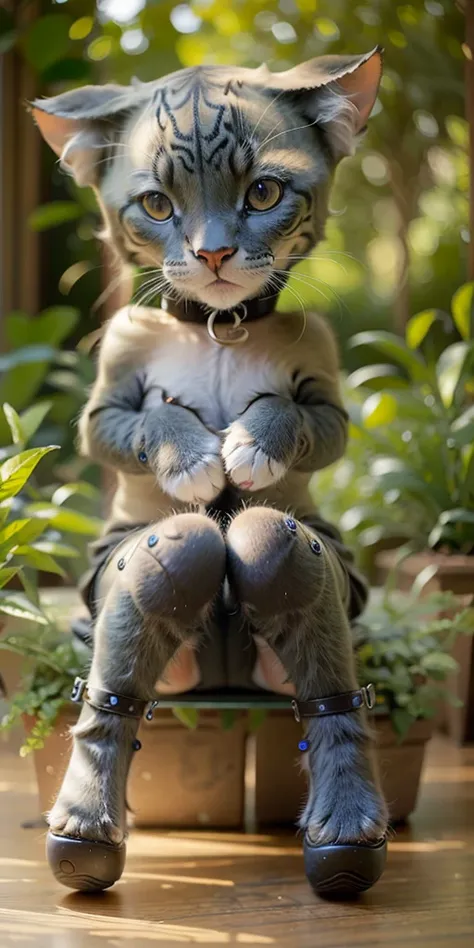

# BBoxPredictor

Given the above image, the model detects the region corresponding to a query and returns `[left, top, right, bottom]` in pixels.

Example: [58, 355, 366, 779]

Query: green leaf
[46, 370, 85, 395]
[19, 568, 40, 607]
[438, 508, 474, 526]
[444, 693, 465, 709]
[436, 342, 472, 407]
[5, 308, 78, 349]
[420, 652, 459, 676]
[346, 364, 408, 390]
[0, 346, 57, 428]
[370, 459, 441, 511]
[391, 708, 414, 741]
[452, 282, 474, 341]
[0, 592, 48, 623]
[3, 403, 25, 445]
[42, 57, 93, 84]
[0, 345, 56, 373]
[0, 567, 19, 589]
[450, 406, 474, 447]
[220, 709, 238, 730]
[430, 509, 474, 551]
[248, 708, 268, 732]
[428, 524, 447, 549]
[0, 519, 48, 558]
[361, 392, 398, 429]
[24, 504, 102, 536]
[15, 547, 66, 578]
[445, 116, 469, 148]
[28, 202, 82, 232]
[349, 332, 429, 384]
[0, 9, 17, 53]
[33, 540, 80, 559]
[410, 565, 439, 599]
[461, 443, 474, 505]
[0, 447, 59, 503]
[406, 310, 437, 349]
[52, 481, 100, 506]
[19, 402, 53, 444]
[23, 14, 72, 72]
[172, 707, 199, 729]
[0, 30, 17, 53]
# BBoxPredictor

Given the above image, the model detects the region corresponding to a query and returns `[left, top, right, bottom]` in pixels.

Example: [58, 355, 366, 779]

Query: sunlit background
[0, 0, 471, 580]
[1, 1, 473, 798]
[2, 0, 466, 358]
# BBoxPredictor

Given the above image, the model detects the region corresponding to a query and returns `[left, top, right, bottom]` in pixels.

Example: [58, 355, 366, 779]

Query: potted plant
[1, 609, 253, 829]
[0, 395, 101, 699]
[3, 575, 472, 829]
[321, 281, 474, 739]
[355, 585, 474, 818]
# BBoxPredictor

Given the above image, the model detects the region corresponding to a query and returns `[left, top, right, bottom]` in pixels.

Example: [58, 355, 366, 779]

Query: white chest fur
[138, 311, 295, 431]
[99, 305, 333, 525]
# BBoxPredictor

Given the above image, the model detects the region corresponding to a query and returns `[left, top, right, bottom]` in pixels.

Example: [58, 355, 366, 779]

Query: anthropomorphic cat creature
[32, 46, 389, 897]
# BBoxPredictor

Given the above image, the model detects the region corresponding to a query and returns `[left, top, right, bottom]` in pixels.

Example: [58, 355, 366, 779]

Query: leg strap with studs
[70, 676, 159, 721]
[292, 683, 376, 724]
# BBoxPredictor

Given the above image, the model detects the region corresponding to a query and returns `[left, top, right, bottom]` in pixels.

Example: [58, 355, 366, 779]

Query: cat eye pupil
[141, 192, 173, 222]
[246, 178, 283, 213]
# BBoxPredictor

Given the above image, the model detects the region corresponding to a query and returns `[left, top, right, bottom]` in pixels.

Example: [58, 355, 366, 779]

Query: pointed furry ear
[30, 84, 147, 186]
[268, 47, 383, 160]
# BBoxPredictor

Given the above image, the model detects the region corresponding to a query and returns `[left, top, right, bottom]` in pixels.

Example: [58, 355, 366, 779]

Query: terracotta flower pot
[375, 549, 474, 743]
[24, 706, 433, 829]
[24, 709, 247, 828]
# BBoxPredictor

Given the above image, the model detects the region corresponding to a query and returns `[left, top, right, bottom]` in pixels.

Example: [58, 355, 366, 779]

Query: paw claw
[222, 422, 288, 491]
[160, 453, 226, 504]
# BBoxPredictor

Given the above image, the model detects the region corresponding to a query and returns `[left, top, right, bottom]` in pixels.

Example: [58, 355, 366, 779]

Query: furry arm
[222, 314, 348, 488]
[78, 312, 225, 502]
[243, 388, 348, 474]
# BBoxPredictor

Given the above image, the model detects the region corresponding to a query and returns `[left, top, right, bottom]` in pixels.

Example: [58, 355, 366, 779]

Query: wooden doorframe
[0, 4, 41, 339]
[466, 0, 474, 279]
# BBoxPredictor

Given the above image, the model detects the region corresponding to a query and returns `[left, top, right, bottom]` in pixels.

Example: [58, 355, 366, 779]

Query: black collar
[161, 292, 280, 324]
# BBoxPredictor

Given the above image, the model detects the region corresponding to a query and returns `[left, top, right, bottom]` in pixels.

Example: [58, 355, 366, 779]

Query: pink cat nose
[196, 247, 236, 272]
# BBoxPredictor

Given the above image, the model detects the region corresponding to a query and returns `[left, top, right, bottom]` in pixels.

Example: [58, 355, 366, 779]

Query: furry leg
[226, 506, 388, 846]
[48, 513, 226, 848]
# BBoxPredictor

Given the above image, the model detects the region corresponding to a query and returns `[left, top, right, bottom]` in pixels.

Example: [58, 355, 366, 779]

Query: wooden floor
[0, 734, 473, 947]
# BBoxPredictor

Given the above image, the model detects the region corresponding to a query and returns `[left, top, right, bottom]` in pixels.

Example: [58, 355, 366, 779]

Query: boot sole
[303, 835, 387, 899]
[46, 831, 126, 891]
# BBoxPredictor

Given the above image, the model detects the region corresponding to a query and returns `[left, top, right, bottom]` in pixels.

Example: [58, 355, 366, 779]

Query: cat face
[107, 72, 334, 311]
[32, 50, 382, 312]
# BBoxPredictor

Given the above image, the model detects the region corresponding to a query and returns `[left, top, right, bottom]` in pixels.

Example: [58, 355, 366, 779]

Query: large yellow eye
[141, 192, 173, 222]
[245, 178, 283, 212]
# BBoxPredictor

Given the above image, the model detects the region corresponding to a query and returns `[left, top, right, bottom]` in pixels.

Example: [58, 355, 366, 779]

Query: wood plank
[0, 734, 473, 946]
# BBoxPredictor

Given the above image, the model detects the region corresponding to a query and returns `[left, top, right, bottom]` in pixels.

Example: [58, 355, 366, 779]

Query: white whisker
[248, 87, 287, 141]
[268, 273, 308, 345]
[255, 115, 320, 154]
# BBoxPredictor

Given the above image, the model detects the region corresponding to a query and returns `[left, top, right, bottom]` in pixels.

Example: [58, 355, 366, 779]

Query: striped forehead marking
[154, 72, 252, 174]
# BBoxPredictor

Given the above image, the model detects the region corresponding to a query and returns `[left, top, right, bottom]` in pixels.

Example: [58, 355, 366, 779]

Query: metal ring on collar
[207, 304, 249, 346]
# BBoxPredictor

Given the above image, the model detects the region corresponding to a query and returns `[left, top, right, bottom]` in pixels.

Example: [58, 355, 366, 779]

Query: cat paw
[304, 786, 388, 847]
[159, 451, 226, 503]
[48, 796, 124, 846]
[222, 421, 288, 491]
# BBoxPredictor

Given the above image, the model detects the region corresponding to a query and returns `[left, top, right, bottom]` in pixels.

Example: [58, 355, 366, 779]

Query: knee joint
[226, 507, 327, 615]
[115, 513, 226, 622]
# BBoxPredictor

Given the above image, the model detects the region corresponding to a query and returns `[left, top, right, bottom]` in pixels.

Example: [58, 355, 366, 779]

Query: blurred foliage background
[1, 0, 469, 366]
[0, 0, 471, 575]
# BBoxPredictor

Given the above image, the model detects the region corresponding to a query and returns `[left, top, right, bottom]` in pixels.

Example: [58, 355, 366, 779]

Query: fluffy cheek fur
[99, 176, 326, 310]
